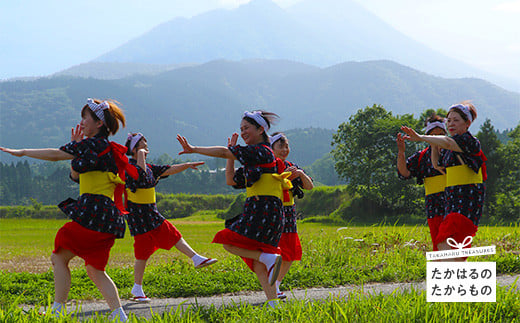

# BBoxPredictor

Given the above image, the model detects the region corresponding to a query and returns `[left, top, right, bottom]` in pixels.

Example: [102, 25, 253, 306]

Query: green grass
[0, 218, 519, 315]
[1, 285, 519, 322]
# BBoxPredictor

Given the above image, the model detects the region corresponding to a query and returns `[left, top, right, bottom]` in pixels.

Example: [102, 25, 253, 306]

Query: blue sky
[1, 0, 519, 87]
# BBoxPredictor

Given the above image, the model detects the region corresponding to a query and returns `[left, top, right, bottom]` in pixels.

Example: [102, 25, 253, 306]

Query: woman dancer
[269, 132, 313, 299]
[401, 102, 486, 260]
[397, 115, 447, 251]
[1, 98, 135, 321]
[177, 110, 291, 306]
[124, 133, 217, 302]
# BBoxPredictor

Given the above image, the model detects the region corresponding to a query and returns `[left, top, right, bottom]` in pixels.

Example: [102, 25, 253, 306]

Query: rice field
[0, 215, 519, 321]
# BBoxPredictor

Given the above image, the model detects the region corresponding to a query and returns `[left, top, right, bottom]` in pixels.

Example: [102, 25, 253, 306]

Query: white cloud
[493, 0, 520, 13]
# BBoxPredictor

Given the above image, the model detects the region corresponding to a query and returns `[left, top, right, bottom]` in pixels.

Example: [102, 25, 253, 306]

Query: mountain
[1, 59, 518, 164]
[54, 62, 192, 80]
[92, 0, 513, 90]
[96, 0, 317, 65]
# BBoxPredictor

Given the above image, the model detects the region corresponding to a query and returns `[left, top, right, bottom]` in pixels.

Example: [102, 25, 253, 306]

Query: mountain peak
[94, 0, 496, 85]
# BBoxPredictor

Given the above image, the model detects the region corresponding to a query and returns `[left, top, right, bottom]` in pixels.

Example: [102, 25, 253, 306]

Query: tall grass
[1, 219, 518, 307]
[1, 285, 519, 322]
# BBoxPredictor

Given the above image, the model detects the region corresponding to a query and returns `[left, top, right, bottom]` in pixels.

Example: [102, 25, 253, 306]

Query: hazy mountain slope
[1, 59, 517, 164]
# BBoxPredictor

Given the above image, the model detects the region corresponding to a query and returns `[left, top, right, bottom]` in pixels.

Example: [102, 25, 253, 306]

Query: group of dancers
[397, 101, 486, 259]
[0, 99, 313, 320]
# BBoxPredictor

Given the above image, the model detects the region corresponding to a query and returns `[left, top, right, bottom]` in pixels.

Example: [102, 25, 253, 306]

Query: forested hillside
[1, 59, 518, 165]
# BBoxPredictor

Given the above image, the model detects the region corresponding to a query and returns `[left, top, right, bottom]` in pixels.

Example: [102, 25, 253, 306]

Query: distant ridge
[54, 62, 192, 80]
[1, 59, 517, 164]
[91, 0, 513, 90]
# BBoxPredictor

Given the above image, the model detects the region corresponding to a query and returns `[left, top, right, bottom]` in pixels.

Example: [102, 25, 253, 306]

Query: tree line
[1, 104, 517, 224]
[330, 105, 519, 224]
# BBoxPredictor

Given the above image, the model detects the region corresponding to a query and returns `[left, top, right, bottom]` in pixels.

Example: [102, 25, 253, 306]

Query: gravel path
[32, 274, 519, 320]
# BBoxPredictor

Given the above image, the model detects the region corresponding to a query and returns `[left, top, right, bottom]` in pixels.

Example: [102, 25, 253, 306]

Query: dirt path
[31, 274, 519, 320]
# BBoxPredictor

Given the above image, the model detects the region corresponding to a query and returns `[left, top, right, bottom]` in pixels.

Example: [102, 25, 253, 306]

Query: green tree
[493, 122, 520, 223]
[418, 108, 447, 128]
[305, 153, 345, 186]
[476, 119, 503, 218]
[331, 105, 423, 219]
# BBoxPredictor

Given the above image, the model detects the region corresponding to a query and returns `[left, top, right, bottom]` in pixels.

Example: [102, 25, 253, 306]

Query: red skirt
[53, 221, 116, 271]
[213, 228, 281, 272]
[278, 232, 302, 261]
[134, 220, 182, 260]
[435, 212, 478, 248]
[427, 216, 443, 251]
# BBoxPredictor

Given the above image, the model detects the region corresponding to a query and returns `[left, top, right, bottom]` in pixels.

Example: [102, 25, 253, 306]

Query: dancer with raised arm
[401, 102, 486, 261]
[1, 98, 136, 321]
[397, 114, 447, 251]
[177, 110, 291, 307]
[124, 133, 217, 302]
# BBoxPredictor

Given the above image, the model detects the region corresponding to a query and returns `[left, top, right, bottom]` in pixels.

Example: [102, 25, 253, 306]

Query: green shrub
[295, 185, 350, 217]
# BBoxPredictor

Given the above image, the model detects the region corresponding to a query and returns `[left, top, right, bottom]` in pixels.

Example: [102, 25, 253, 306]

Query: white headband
[243, 110, 269, 131]
[449, 104, 473, 122]
[86, 98, 109, 123]
[269, 133, 284, 145]
[423, 121, 447, 134]
[127, 133, 144, 152]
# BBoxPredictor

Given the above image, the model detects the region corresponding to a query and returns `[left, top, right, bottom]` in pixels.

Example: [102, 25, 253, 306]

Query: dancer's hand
[0, 147, 24, 157]
[396, 133, 406, 151]
[71, 124, 84, 142]
[285, 165, 301, 180]
[186, 161, 205, 170]
[177, 134, 195, 155]
[137, 148, 149, 158]
[228, 133, 239, 147]
[400, 126, 422, 142]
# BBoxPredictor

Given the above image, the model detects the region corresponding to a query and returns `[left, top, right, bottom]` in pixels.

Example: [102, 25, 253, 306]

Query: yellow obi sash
[246, 172, 293, 200]
[79, 171, 125, 200]
[126, 187, 156, 204]
[446, 165, 483, 187]
[424, 174, 446, 196]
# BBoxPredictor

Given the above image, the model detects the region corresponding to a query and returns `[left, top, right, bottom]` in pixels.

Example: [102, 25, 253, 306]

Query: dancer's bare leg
[253, 260, 277, 300]
[134, 259, 147, 285]
[174, 238, 196, 258]
[51, 249, 76, 304]
[86, 265, 122, 310]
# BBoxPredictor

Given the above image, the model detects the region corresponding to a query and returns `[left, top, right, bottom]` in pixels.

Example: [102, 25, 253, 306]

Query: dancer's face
[446, 111, 470, 136]
[427, 127, 446, 136]
[80, 110, 103, 138]
[272, 140, 290, 161]
[133, 138, 149, 157]
[240, 119, 264, 145]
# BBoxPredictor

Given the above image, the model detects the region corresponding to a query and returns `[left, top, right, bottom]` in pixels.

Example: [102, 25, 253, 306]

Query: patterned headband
[243, 110, 269, 131]
[423, 120, 447, 134]
[449, 104, 473, 122]
[269, 133, 284, 145]
[127, 133, 144, 152]
[86, 98, 109, 123]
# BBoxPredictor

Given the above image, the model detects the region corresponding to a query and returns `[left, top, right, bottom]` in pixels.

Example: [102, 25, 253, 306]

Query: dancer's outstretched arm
[177, 134, 236, 160]
[162, 161, 205, 176]
[0, 147, 73, 161]
[400, 126, 462, 152]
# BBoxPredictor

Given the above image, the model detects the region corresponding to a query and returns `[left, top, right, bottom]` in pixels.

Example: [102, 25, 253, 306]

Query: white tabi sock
[191, 254, 206, 267]
[131, 283, 145, 297]
[110, 307, 128, 322]
[259, 252, 277, 269]
[51, 301, 65, 315]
